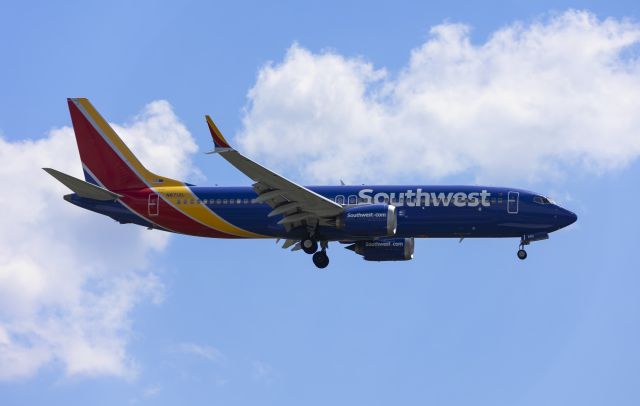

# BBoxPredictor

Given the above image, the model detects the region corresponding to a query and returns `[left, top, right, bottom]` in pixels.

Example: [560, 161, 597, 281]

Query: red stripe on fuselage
[119, 189, 241, 238]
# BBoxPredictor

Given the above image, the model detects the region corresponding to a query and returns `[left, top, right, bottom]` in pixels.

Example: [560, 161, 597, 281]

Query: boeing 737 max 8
[45, 98, 577, 268]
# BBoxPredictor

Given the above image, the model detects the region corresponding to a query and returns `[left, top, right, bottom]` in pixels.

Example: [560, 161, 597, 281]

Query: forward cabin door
[507, 191, 519, 214]
[148, 193, 160, 216]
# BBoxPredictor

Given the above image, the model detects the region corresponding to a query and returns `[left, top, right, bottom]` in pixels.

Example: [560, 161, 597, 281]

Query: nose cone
[557, 208, 578, 228]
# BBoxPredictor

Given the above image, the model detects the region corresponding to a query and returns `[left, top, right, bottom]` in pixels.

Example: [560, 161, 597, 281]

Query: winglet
[205, 115, 234, 153]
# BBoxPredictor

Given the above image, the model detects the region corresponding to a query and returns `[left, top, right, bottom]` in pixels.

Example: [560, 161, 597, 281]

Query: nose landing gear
[517, 248, 528, 260]
[516, 233, 549, 260]
[517, 237, 529, 260]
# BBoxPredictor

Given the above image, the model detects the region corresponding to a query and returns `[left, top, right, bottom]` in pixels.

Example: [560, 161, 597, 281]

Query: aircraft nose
[557, 208, 578, 228]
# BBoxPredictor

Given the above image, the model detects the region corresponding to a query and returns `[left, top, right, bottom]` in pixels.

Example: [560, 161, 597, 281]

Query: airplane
[45, 98, 577, 269]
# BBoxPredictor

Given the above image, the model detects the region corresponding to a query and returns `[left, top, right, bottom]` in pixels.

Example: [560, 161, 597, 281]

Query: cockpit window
[533, 196, 552, 205]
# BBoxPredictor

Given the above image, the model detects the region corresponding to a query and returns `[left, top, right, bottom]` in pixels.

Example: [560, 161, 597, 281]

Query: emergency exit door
[148, 193, 159, 216]
[507, 191, 519, 214]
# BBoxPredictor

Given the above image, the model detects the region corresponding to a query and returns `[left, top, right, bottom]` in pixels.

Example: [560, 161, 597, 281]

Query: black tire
[312, 251, 330, 268]
[302, 239, 318, 255]
[517, 249, 527, 260]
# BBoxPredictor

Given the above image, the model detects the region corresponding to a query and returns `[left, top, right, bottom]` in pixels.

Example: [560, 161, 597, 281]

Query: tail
[67, 98, 180, 191]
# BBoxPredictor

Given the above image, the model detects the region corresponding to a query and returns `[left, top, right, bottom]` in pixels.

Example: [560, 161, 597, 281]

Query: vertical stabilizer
[67, 98, 180, 191]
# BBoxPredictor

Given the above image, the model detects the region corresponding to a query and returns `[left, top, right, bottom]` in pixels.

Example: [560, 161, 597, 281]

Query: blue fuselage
[68, 185, 577, 241]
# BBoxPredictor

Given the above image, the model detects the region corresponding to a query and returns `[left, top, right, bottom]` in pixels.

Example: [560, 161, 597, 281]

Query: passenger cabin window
[335, 195, 345, 205]
[348, 195, 357, 205]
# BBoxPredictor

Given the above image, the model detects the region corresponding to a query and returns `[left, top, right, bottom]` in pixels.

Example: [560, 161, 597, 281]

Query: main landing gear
[302, 238, 329, 268]
[312, 250, 330, 268]
[301, 238, 318, 254]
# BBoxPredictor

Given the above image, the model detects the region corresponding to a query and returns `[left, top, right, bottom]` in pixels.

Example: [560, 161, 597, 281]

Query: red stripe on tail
[68, 99, 147, 191]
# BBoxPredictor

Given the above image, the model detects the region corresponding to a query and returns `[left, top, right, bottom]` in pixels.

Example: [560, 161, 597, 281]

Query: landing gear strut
[302, 238, 318, 254]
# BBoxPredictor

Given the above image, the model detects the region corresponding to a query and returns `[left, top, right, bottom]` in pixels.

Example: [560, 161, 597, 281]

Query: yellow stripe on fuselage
[155, 186, 266, 238]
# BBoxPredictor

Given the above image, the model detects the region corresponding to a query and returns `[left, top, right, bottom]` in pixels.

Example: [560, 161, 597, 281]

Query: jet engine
[336, 204, 397, 237]
[345, 237, 414, 261]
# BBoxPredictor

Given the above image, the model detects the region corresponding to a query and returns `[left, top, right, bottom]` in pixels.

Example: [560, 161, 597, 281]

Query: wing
[205, 116, 343, 230]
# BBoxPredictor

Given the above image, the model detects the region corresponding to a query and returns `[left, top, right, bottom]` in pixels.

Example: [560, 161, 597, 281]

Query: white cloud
[238, 10, 640, 184]
[112, 100, 199, 181]
[251, 360, 276, 384]
[175, 342, 224, 363]
[0, 100, 197, 380]
[143, 384, 161, 399]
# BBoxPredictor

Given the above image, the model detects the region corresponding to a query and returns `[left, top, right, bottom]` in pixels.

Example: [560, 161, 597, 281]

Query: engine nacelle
[346, 237, 415, 261]
[336, 204, 397, 237]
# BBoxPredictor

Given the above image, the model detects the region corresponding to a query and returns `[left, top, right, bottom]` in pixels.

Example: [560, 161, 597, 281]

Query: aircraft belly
[396, 206, 495, 238]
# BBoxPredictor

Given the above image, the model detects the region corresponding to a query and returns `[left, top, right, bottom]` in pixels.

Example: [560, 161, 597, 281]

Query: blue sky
[1, 1, 640, 405]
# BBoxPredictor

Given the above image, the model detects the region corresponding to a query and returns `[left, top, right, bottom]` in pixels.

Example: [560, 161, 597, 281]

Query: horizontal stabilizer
[43, 168, 122, 201]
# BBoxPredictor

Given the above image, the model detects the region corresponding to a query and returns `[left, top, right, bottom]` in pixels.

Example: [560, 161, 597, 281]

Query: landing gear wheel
[312, 251, 330, 268]
[517, 249, 528, 260]
[302, 239, 318, 254]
